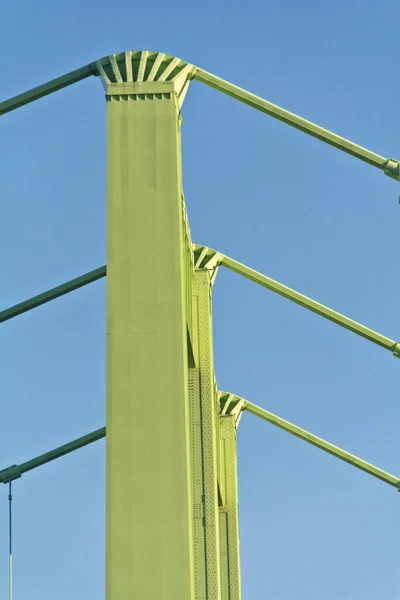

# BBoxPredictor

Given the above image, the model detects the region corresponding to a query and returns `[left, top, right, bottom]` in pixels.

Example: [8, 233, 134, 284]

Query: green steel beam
[220, 253, 400, 356]
[0, 427, 105, 483]
[192, 269, 222, 597]
[3, 395, 397, 490]
[3, 243, 396, 360]
[0, 64, 96, 116]
[244, 400, 400, 489]
[188, 369, 208, 597]
[105, 65, 195, 599]
[219, 416, 241, 600]
[2, 49, 398, 181]
[194, 67, 400, 181]
[0, 266, 106, 324]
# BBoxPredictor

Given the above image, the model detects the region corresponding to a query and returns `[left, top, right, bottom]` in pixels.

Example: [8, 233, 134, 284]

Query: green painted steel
[193, 68, 400, 180]
[192, 269, 222, 599]
[219, 508, 229, 600]
[219, 416, 241, 600]
[3, 249, 397, 363]
[105, 56, 195, 599]
[244, 401, 400, 488]
[220, 253, 400, 355]
[3, 48, 400, 600]
[0, 427, 105, 483]
[0, 64, 96, 116]
[2, 49, 399, 180]
[0, 266, 106, 323]
[4, 391, 397, 492]
[188, 369, 208, 598]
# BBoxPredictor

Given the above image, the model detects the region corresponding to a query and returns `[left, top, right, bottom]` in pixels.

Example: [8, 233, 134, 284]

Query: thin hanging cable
[8, 476, 12, 600]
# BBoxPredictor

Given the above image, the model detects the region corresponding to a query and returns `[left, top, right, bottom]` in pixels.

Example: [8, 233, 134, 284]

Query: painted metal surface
[2, 49, 399, 180]
[192, 268, 222, 599]
[0, 428, 105, 483]
[193, 244, 399, 356]
[188, 368, 208, 598]
[0, 64, 96, 116]
[105, 54, 195, 599]
[220, 392, 400, 489]
[221, 253, 400, 355]
[244, 400, 400, 488]
[219, 416, 241, 600]
[3, 389, 398, 487]
[0, 266, 106, 323]
[3, 247, 398, 360]
[96, 51, 194, 107]
[2, 48, 399, 599]
[193, 67, 400, 180]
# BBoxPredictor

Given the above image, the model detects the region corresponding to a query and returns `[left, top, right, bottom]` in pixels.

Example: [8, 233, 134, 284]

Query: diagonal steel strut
[193, 67, 400, 181]
[242, 399, 400, 489]
[0, 64, 96, 116]
[1, 50, 399, 181]
[3, 398, 397, 490]
[216, 250, 400, 357]
[193, 244, 399, 357]
[0, 266, 106, 323]
[3, 246, 398, 364]
[0, 427, 106, 483]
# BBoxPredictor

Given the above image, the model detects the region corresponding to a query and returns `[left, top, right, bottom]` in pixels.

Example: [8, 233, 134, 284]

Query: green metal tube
[221, 254, 399, 355]
[0, 265, 106, 324]
[194, 67, 400, 180]
[0, 427, 106, 483]
[245, 401, 400, 488]
[0, 64, 96, 116]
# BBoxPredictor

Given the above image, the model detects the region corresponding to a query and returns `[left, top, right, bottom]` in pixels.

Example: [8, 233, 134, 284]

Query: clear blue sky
[1, 1, 399, 598]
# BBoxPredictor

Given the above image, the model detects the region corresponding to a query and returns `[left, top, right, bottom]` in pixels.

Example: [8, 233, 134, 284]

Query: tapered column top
[95, 50, 195, 106]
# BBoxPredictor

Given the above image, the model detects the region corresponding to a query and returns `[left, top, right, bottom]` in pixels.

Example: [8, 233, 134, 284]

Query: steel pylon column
[219, 415, 241, 600]
[191, 246, 242, 599]
[105, 52, 195, 599]
[218, 392, 243, 600]
[190, 267, 222, 599]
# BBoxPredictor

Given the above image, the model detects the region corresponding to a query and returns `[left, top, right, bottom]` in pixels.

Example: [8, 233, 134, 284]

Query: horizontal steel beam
[220, 253, 400, 357]
[244, 400, 400, 489]
[0, 427, 106, 483]
[0, 265, 106, 324]
[0, 64, 96, 116]
[194, 67, 400, 181]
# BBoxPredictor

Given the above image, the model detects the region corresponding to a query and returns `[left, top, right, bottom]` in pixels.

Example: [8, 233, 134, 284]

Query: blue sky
[1, 1, 400, 598]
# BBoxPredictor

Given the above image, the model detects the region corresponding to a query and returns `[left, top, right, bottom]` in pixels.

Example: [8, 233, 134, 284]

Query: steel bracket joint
[384, 159, 400, 181]
[393, 343, 400, 358]
[0, 465, 21, 484]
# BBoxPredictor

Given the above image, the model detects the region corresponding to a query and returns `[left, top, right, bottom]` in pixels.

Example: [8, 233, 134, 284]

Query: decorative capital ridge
[95, 50, 195, 106]
[194, 244, 223, 286]
[219, 391, 246, 428]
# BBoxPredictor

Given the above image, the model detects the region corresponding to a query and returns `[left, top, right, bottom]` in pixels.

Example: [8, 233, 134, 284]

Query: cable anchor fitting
[384, 159, 400, 181]
[393, 343, 400, 359]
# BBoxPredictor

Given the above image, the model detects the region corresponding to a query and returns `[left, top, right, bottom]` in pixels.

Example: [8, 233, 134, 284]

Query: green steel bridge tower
[1, 50, 400, 599]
